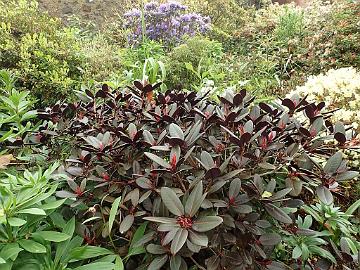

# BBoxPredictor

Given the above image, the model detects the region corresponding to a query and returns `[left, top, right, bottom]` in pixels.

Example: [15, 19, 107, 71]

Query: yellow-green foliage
[0, 0, 82, 104]
[166, 36, 224, 89]
[0, 0, 122, 105]
[291, 67, 360, 131]
[184, 0, 248, 33]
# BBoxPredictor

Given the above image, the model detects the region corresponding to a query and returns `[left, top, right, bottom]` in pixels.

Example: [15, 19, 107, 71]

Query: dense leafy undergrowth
[21, 82, 356, 269]
[0, 0, 360, 269]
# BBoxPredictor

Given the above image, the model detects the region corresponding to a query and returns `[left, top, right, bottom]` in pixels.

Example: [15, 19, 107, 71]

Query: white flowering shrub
[290, 67, 360, 131]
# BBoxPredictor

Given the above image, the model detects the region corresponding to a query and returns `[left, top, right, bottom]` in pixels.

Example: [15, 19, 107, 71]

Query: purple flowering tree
[123, 1, 211, 46]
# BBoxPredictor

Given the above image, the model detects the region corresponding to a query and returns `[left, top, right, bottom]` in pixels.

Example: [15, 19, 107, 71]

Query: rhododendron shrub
[38, 82, 358, 269]
[124, 1, 211, 46]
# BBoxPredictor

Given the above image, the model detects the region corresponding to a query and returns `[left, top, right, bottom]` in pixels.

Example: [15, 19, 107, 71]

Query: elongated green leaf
[185, 181, 204, 217]
[323, 152, 342, 174]
[0, 257, 5, 264]
[292, 246, 302, 259]
[163, 229, 179, 245]
[8, 217, 26, 227]
[200, 151, 215, 170]
[109, 197, 121, 233]
[169, 124, 184, 140]
[130, 222, 147, 249]
[74, 262, 115, 270]
[265, 204, 292, 224]
[120, 215, 134, 234]
[18, 240, 46, 253]
[148, 255, 168, 270]
[69, 246, 113, 261]
[171, 229, 188, 254]
[309, 246, 336, 264]
[143, 217, 177, 224]
[336, 171, 359, 181]
[0, 243, 22, 260]
[229, 178, 241, 198]
[160, 187, 184, 216]
[40, 199, 67, 210]
[192, 216, 223, 232]
[32, 231, 70, 242]
[145, 152, 171, 169]
[146, 244, 167, 255]
[170, 255, 181, 270]
[345, 198, 360, 218]
[259, 233, 281, 246]
[316, 186, 333, 205]
[17, 208, 46, 215]
[189, 231, 208, 247]
[115, 256, 124, 270]
[302, 205, 323, 223]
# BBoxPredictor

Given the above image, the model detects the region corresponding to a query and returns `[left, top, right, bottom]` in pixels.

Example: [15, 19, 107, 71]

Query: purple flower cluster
[123, 1, 211, 46]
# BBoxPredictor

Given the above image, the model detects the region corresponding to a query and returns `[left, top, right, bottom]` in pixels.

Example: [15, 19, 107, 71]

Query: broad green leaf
[185, 181, 204, 217]
[265, 204, 292, 224]
[189, 231, 208, 247]
[271, 188, 293, 200]
[229, 179, 241, 199]
[32, 231, 71, 242]
[170, 229, 188, 254]
[119, 215, 134, 234]
[109, 196, 121, 233]
[170, 255, 181, 270]
[292, 246, 302, 259]
[160, 187, 184, 216]
[17, 208, 46, 216]
[69, 246, 113, 260]
[259, 233, 281, 246]
[146, 244, 166, 255]
[143, 130, 155, 145]
[74, 262, 115, 270]
[323, 152, 342, 174]
[186, 239, 201, 253]
[316, 186, 333, 205]
[192, 216, 223, 232]
[40, 199, 67, 210]
[148, 255, 168, 270]
[0, 257, 5, 264]
[115, 256, 124, 270]
[163, 229, 179, 245]
[8, 217, 26, 227]
[169, 123, 184, 140]
[0, 243, 22, 261]
[300, 243, 309, 260]
[144, 152, 171, 169]
[200, 151, 215, 170]
[18, 240, 46, 253]
[285, 177, 303, 196]
[336, 171, 359, 181]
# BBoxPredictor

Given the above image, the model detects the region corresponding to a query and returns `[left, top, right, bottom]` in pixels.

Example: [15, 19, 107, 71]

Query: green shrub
[213, 0, 360, 97]
[166, 36, 224, 89]
[0, 0, 125, 106]
[0, 70, 37, 144]
[17, 30, 84, 104]
[184, 0, 248, 34]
